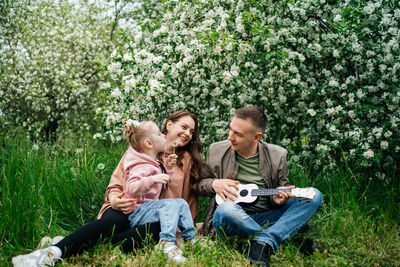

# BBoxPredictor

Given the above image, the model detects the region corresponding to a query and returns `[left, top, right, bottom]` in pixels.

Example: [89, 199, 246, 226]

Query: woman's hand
[272, 186, 295, 205]
[152, 173, 170, 184]
[109, 192, 135, 214]
[212, 179, 239, 202]
[164, 153, 178, 168]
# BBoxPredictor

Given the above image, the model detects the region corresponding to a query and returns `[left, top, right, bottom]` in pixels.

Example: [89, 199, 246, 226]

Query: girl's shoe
[12, 247, 61, 267]
[39, 237, 52, 249]
[159, 241, 187, 263]
[187, 237, 214, 247]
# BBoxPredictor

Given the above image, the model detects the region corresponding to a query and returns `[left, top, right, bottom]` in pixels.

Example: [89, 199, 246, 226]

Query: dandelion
[97, 163, 105, 170]
[32, 144, 39, 150]
[171, 140, 179, 154]
[75, 148, 84, 154]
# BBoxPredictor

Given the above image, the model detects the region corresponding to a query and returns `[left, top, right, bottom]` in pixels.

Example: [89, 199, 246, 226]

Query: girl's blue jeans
[128, 198, 196, 243]
[213, 187, 322, 251]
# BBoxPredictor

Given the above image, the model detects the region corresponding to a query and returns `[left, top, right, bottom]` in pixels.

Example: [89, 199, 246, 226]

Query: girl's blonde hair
[123, 121, 152, 152]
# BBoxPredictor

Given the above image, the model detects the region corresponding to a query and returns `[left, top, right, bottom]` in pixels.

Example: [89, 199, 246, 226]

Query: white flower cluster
[2, 0, 397, 184]
[96, 1, 399, 184]
[0, 0, 119, 140]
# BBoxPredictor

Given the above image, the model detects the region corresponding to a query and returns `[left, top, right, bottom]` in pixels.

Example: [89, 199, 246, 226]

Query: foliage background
[0, 0, 399, 265]
[1, 0, 399, 220]
[0, 0, 136, 140]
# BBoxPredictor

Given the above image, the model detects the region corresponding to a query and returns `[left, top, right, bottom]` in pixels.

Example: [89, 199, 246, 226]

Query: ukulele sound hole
[240, 189, 248, 197]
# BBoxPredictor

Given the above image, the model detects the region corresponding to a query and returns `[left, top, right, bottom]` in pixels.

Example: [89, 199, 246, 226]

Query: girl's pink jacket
[97, 150, 198, 221]
[122, 147, 171, 213]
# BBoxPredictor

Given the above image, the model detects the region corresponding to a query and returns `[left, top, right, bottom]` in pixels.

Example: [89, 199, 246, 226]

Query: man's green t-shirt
[236, 152, 271, 213]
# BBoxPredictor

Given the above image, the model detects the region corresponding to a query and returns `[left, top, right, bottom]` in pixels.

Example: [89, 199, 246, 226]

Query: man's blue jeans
[128, 198, 196, 243]
[213, 187, 322, 251]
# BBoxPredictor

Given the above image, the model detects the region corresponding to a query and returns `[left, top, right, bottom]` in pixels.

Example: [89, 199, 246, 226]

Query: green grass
[1, 133, 399, 266]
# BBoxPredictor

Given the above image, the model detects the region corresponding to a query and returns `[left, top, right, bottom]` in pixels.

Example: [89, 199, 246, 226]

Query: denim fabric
[128, 198, 196, 243]
[213, 187, 322, 251]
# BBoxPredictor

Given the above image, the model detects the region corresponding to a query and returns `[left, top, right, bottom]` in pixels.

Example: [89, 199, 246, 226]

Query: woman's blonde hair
[123, 121, 152, 152]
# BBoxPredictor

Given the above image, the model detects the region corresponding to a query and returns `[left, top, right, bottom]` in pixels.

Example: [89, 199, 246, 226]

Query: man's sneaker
[246, 241, 272, 266]
[12, 247, 61, 267]
[299, 238, 317, 256]
[158, 241, 187, 263]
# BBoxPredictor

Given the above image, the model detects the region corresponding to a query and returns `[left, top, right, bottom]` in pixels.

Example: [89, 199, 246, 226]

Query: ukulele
[215, 183, 316, 205]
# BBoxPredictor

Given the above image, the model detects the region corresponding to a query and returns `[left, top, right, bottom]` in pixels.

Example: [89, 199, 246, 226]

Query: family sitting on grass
[13, 106, 322, 267]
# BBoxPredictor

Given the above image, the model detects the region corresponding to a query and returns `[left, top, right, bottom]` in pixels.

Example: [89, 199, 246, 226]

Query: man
[198, 106, 322, 266]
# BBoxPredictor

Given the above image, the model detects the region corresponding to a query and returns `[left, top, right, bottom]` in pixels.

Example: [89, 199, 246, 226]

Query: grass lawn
[1, 134, 399, 266]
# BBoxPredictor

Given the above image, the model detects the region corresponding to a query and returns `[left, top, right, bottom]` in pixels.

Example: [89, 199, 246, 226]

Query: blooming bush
[97, 0, 399, 184]
[0, 0, 116, 140]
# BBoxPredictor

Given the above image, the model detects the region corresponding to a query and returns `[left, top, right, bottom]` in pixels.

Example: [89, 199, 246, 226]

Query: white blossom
[333, 14, 342, 22]
[307, 109, 316, 116]
[123, 53, 132, 62]
[363, 150, 374, 159]
[93, 133, 103, 139]
[363, 3, 375, 14]
[223, 71, 233, 83]
[380, 141, 389, 150]
[108, 62, 122, 74]
[111, 88, 122, 98]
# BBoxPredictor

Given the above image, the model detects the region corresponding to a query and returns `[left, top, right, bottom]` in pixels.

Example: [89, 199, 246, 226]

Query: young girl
[121, 120, 196, 262]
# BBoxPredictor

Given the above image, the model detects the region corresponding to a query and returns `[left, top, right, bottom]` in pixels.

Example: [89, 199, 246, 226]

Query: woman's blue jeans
[128, 198, 196, 243]
[213, 187, 322, 251]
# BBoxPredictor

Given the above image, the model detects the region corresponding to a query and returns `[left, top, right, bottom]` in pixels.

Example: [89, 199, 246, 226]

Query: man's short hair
[234, 106, 267, 132]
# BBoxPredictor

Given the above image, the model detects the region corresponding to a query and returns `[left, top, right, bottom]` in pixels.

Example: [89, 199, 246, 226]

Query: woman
[101, 110, 203, 222]
[12, 110, 203, 267]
